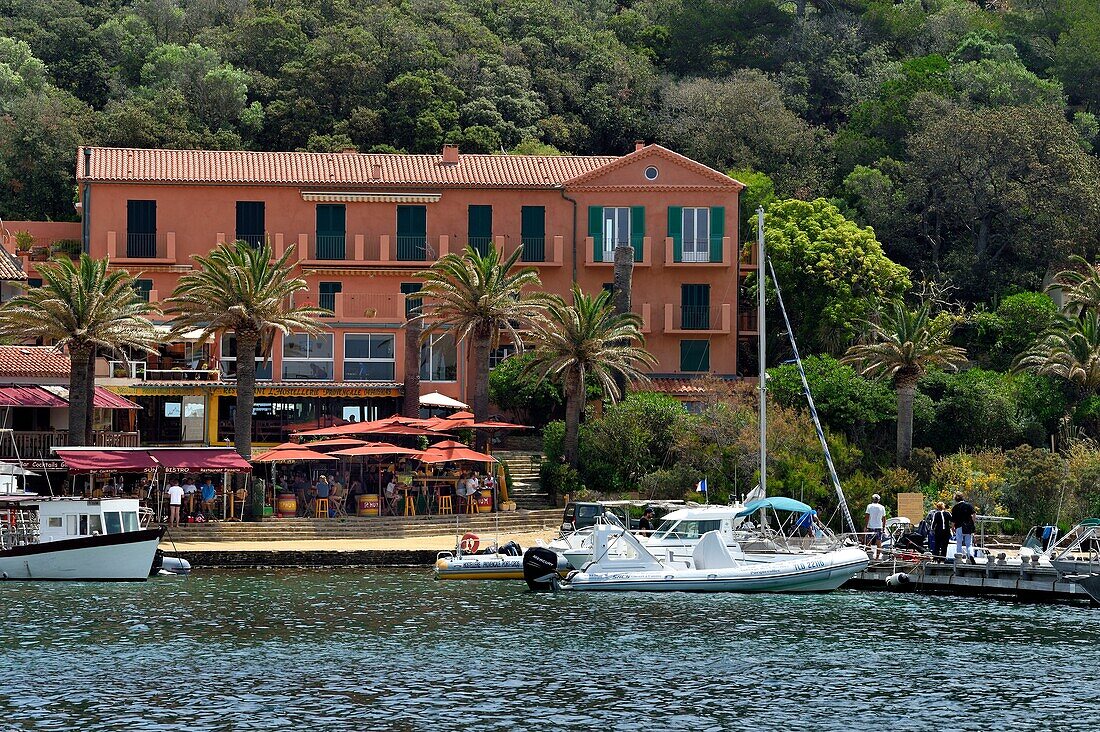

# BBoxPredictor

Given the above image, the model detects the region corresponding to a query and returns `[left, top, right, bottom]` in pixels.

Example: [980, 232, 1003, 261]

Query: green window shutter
[709, 206, 725, 263]
[588, 206, 603, 261]
[681, 284, 710, 329]
[468, 205, 492, 255]
[630, 205, 645, 261]
[521, 206, 546, 262]
[668, 206, 683, 263]
[680, 340, 710, 372]
[401, 282, 423, 319]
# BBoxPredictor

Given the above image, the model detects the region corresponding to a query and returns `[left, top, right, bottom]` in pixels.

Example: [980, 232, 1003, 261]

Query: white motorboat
[0, 495, 164, 581]
[549, 497, 846, 570]
[434, 537, 569, 580]
[524, 523, 868, 593]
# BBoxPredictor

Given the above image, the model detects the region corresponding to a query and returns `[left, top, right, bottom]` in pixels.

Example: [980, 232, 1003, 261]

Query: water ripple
[0, 569, 1096, 730]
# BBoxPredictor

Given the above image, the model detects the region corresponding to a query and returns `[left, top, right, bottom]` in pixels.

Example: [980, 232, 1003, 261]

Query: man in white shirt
[865, 493, 887, 560]
[166, 479, 185, 528]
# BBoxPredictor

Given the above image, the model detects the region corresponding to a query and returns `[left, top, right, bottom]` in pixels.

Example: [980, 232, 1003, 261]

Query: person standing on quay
[166, 479, 184, 528]
[952, 492, 977, 564]
[929, 501, 952, 562]
[865, 494, 886, 560]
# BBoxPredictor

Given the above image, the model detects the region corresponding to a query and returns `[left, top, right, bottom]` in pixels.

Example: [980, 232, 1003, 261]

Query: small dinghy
[435, 534, 568, 580]
[524, 523, 868, 593]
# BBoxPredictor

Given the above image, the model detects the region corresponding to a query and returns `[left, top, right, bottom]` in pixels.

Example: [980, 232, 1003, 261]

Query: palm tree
[415, 244, 547, 439]
[1014, 312, 1100, 394]
[0, 254, 160, 445]
[524, 287, 657, 468]
[842, 301, 968, 464]
[1049, 254, 1100, 316]
[166, 241, 325, 519]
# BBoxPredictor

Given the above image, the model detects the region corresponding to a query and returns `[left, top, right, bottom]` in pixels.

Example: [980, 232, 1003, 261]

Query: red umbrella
[330, 443, 424, 458]
[445, 411, 475, 421]
[301, 437, 369, 450]
[253, 447, 337, 462]
[420, 447, 495, 463]
[467, 420, 529, 430]
[428, 439, 469, 449]
[369, 424, 449, 436]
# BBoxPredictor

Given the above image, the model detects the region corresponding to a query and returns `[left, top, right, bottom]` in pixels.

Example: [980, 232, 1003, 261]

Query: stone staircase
[496, 449, 553, 511]
[164, 509, 561, 543]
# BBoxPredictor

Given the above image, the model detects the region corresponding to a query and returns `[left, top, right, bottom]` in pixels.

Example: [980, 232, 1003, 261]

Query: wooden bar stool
[438, 494, 453, 515]
[465, 495, 479, 514]
[403, 491, 416, 516]
[314, 497, 330, 518]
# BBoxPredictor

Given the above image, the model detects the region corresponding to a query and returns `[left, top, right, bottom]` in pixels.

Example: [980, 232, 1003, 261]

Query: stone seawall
[174, 549, 439, 568]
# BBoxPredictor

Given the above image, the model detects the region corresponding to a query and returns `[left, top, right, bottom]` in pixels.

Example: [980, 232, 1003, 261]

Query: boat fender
[885, 572, 911, 588]
[522, 547, 560, 591]
[160, 556, 192, 575]
[460, 532, 480, 553]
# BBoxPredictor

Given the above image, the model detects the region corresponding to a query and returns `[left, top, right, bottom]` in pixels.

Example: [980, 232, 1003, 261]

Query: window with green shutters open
[668, 206, 725, 263]
[680, 340, 710, 372]
[467, 205, 492, 256]
[400, 282, 423, 319]
[316, 204, 346, 260]
[588, 206, 645, 262]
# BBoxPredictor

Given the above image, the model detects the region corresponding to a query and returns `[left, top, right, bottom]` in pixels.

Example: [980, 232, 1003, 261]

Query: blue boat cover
[736, 497, 813, 517]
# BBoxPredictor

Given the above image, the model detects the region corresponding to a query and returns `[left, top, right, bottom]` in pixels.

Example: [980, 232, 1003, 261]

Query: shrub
[489, 353, 563, 427]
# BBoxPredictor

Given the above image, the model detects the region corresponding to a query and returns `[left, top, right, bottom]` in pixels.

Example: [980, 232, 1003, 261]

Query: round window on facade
[644, 165, 659, 181]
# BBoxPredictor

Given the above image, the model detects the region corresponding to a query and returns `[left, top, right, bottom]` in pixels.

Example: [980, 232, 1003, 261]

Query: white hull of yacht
[0, 528, 163, 581]
[564, 546, 869, 593]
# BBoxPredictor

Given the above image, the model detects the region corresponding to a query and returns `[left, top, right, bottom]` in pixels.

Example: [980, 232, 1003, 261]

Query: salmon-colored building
[32, 143, 756, 446]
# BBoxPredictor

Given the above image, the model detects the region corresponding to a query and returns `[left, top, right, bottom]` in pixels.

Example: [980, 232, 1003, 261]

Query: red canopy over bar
[0, 386, 68, 408]
[92, 387, 141, 410]
[146, 448, 253, 473]
[54, 448, 159, 474]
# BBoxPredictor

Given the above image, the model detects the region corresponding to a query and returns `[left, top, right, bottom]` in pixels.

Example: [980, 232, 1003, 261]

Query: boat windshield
[104, 511, 141, 534]
[653, 519, 722, 541]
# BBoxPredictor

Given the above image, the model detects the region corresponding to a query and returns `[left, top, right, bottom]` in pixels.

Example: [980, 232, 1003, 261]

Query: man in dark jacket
[951, 492, 977, 564]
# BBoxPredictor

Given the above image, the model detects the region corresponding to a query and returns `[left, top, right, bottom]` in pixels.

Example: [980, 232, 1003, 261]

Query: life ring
[460, 532, 480, 553]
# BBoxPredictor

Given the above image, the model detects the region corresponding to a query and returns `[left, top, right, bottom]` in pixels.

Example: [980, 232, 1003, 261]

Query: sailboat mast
[757, 207, 766, 499]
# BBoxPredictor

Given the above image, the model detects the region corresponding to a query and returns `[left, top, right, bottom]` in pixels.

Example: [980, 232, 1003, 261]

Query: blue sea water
[0, 569, 1095, 731]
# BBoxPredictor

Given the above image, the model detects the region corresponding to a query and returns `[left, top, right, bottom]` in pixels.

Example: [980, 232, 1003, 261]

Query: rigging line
[765, 256, 858, 535]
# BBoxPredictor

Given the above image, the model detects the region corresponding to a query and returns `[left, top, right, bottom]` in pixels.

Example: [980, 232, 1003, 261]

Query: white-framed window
[421, 333, 457, 382]
[220, 333, 272, 380]
[282, 333, 334, 380]
[344, 333, 396, 381]
[683, 208, 710, 263]
[602, 207, 631, 261]
[489, 345, 516, 369]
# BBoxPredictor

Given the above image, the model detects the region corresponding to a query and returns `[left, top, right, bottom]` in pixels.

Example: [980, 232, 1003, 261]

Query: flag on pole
[695, 478, 708, 494]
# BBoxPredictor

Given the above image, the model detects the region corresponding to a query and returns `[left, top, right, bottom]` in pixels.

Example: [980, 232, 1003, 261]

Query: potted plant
[50, 239, 82, 259]
[29, 245, 49, 262]
[13, 231, 33, 255]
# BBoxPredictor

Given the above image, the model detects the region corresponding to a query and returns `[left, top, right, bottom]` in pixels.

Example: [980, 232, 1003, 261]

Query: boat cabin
[3, 497, 144, 546]
[650, 505, 743, 544]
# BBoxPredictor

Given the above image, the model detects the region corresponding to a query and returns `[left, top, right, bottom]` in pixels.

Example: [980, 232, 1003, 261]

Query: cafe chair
[314, 497, 330, 519]
[330, 487, 348, 518]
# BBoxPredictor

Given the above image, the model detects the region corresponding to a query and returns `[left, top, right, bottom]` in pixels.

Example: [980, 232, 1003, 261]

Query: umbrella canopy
[427, 439, 469, 449]
[368, 424, 448, 436]
[295, 415, 442, 438]
[330, 443, 424, 458]
[253, 447, 337, 463]
[419, 391, 469, 409]
[265, 441, 304, 451]
[445, 411, 475, 420]
[300, 437, 369, 450]
[467, 420, 529, 430]
[420, 445, 495, 463]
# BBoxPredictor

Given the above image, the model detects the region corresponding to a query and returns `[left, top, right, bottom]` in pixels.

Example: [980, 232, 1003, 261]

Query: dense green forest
[3, 0, 1100, 304]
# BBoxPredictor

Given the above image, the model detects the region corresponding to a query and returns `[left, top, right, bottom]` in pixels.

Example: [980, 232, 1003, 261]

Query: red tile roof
[0, 346, 70, 377]
[0, 233, 27, 281]
[77, 147, 619, 188]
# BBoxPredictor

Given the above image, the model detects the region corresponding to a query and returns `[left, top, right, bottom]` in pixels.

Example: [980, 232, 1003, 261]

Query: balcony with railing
[106, 231, 176, 263]
[584, 234, 652, 267]
[740, 242, 758, 268]
[663, 303, 732, 334]
[105, 360, 220, 382]
[296, 292, 407, 321]
[0, 430, 141, 461]
[738, 308, 759, 333]
[664, 236, 732, 266]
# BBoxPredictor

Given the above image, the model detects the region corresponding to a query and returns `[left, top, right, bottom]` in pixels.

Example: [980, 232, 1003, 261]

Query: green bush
[488, 353, 563, 427]
[539, 461, 584, 502]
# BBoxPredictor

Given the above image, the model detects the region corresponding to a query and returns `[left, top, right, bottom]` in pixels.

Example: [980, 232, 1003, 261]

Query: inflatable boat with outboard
[435, 534, 570, 580]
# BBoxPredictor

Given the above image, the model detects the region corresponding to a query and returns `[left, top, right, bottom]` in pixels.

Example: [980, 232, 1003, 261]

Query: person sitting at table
[181, 475, 198, 514]
[315, 474, 331, 499]
[200, 477, 217, 518]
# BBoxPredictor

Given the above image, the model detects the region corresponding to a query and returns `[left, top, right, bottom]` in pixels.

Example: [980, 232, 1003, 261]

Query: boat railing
[0, 510, 38, 550]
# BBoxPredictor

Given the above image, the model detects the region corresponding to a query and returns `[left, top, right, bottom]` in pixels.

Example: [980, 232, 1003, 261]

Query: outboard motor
[499, 541, 522, 557]
[523, 547, 560, 591]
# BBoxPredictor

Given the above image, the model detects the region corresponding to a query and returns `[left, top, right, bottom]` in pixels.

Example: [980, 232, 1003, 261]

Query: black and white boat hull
[0, 527, 164, 581]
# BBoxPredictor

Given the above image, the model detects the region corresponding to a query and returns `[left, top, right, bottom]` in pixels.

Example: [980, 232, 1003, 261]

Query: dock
[850, 556, 1096, 602]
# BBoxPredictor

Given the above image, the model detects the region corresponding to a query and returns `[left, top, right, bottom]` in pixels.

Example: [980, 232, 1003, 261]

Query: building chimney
[372, 163, 383, 179]
[340, 147, 358, 154]
[442, 144, 460, 164]
[634, 140, 645, 152]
